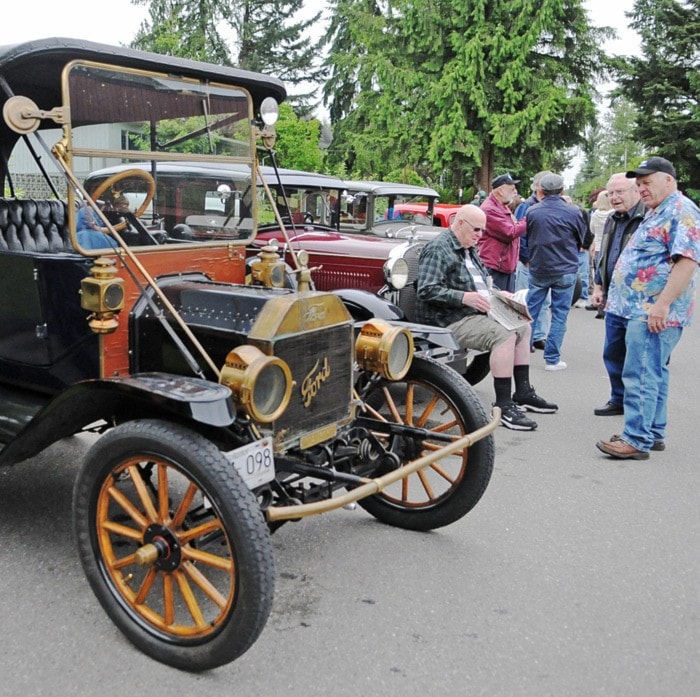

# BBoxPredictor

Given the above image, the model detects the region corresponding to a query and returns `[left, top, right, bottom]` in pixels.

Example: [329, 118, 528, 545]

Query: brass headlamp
[355, 318, 414, 380]
[220, 344, 293, 423]
[80, 256, 125, 334]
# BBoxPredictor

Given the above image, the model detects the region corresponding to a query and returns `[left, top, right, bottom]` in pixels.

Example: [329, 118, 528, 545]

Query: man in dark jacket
[589, 172, 645, 416]
[479, 173, 526, 293]
[525, 173, 587, 370]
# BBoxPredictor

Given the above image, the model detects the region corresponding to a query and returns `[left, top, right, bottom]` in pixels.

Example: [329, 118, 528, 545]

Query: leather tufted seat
[0, 198, 73, 253]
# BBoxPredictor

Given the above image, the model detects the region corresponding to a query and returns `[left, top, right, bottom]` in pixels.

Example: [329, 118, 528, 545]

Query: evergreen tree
[616, 0, 700, 198]
[131, 0, 231, 64]
[234, 1, 325, 114]
[131, 0, 325, 112]
[598, 97, 645, 174]
[324, 0, 613, 191]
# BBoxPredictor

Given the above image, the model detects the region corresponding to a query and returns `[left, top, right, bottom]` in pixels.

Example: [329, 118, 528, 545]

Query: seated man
[415, 204, 557, 431]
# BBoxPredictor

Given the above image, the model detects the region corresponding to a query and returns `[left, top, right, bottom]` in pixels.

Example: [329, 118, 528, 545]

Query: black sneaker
[513, 387, 558, 413]
[499, 402, 538, 431]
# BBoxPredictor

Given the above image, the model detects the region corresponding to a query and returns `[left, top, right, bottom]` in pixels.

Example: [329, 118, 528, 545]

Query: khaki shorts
[448, 313, 529, 352]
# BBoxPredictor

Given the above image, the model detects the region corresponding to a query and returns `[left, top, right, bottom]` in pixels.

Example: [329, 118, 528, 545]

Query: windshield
[258, 185, 340, 228]
[64, 62, 257, 249]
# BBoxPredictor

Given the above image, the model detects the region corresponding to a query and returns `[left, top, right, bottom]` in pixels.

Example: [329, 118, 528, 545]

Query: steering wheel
[90, 169, 156, 233]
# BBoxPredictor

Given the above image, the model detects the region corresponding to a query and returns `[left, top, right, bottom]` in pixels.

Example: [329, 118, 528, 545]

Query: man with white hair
[589, 172, 645, 416]
[479, 173, 527, 293]
[416, 204, 557, 431]
[596, 157, 700, 460]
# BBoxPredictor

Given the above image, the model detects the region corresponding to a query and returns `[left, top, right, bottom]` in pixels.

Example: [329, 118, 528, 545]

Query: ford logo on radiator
[301, 357, 331, 407]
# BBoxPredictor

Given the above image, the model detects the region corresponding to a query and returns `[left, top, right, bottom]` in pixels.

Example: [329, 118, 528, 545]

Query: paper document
[487, 289, 532, 330]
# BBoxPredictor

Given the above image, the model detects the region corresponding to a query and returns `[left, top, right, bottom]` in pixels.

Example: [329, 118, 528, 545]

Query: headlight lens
[220, 345, 292, 423]
[260, 97, 279, 126]
[383, 257, 409, 290]
[355, 318, 414, 380]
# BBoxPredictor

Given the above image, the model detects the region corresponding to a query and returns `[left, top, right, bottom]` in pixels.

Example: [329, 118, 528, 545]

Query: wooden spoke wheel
[357, 356, 494, 531]
[74, 419, 274, 671]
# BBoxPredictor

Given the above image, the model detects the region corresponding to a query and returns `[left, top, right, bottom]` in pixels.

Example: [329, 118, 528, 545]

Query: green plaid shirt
[415, 228, 490, 327]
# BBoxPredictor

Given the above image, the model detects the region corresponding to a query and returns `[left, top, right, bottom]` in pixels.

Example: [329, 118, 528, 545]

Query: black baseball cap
[626, 156, 676, 179]
[491, 173, 520, 188]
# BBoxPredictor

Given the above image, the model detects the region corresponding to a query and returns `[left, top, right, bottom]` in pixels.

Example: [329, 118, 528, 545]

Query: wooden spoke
[100, 519, 144, 541]
[404, 382, 414, 425]
[106, 485, 150, 529]
[174, 569, 207, 628]
[163, 572, 175, 626]
[414, 393, 440, 428]
[157, 463, 170, 523]
[134, 566, 158, 605]
[380, 385, 403, 423]
[178, 518, 223, 545]
[171, 482, 198, 529]
[182, 545, 233, 572]
[127, 464, 159, 523]
[183, 561, 228, 609]
[416, 468, 436, 499]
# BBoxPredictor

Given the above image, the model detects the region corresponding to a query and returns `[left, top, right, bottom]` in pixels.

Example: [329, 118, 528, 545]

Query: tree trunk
[473, 142, 494, 194]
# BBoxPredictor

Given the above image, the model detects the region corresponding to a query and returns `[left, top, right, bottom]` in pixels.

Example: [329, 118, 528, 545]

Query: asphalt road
[0, 307, 697, 697]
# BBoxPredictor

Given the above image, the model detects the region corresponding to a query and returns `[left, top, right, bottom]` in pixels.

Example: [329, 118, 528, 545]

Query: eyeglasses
[608, 187, 636, 196]
[460, 219, 484, 232]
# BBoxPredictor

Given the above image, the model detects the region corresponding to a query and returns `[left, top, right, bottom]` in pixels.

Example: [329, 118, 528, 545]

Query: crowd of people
[415, 156, 700, 459]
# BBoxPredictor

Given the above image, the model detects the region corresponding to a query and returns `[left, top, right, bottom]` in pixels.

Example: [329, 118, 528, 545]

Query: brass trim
[298, 423, 338, 450]
[265, 407, 501, 522]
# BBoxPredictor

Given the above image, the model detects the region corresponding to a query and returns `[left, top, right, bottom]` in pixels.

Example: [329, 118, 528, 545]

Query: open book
[488, 289, 532, 330]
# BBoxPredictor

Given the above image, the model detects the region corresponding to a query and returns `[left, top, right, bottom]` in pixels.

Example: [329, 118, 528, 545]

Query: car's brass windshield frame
[60, 59, 259, 252]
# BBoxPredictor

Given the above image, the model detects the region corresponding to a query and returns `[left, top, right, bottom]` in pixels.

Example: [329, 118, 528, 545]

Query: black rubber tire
[73, 419, 275, 671]
[464, 351, 491, 386]
[357, 356, 495, 531]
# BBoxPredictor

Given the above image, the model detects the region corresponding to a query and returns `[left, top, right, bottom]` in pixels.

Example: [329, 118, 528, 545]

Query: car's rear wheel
[357, 357, 494, 531]
[73, 419, 274, 671]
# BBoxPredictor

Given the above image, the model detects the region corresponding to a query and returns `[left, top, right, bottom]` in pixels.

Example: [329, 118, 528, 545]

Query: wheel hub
[137, 523, 182, 572]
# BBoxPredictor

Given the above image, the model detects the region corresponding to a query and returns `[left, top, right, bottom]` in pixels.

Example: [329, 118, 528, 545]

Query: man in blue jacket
[525, 173, 587, 370]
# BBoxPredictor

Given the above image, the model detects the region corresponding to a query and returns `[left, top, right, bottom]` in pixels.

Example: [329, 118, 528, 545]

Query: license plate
[225, 438, 275, 489]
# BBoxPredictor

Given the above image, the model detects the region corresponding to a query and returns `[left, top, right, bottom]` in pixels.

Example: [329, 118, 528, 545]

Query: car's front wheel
[73, 419, 275, 671]
[357, 357, 495, 531]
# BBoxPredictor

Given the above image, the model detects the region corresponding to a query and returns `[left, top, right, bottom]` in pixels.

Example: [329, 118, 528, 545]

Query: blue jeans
[603, 312, 627, 406]
[577, 250, 590, 300]
[516, 262, 549, 341]
[488, 268, 515, 293]
[527, 272, 577, 364]
[619, 318, 681, 451]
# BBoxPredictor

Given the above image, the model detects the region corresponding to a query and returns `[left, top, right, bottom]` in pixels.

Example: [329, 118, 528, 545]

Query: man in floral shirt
[596, 157, 700, 460]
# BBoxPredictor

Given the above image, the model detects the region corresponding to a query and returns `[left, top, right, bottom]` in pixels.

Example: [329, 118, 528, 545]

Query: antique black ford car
[0, 38, 497, 670]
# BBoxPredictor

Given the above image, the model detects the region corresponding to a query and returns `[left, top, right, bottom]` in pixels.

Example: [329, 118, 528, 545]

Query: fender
[0, 373, 235, 467]
[331, 288, 404, 321]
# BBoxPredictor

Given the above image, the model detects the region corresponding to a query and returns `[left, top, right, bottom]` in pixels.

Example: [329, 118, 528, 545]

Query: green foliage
[323, 0, 612, 190]
[270, 103, 324, 172]
[131, 0, 232, 64]
[131, 0, 324, 113]
[616, 0, 700, 200]
[383, 168, 429, 186]
[234, 0, 325, 114]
